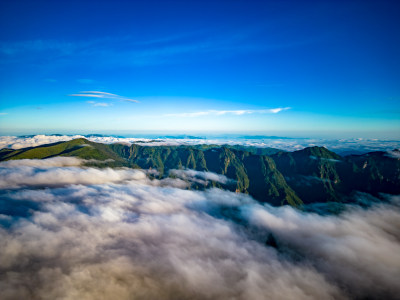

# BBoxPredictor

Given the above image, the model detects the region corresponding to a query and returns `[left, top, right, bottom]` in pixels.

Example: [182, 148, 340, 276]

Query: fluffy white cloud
[0, 162, 399, 299]
[0, 161, 148, 189]
[0, 157, 84, 168]
[244, 199, 400, 299]
[0, 159, 232, 189]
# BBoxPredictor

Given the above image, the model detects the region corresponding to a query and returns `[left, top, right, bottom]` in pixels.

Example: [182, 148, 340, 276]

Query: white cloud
[0, 162, 399, 299]
[0, 157, 84, 168]
[386, 150, 400, 159]
[0, 157, 114, 168]
[244, 199, 400, 299]
[69, 91, 139, 103]
[0, 163, 148, 188]
[0, 159, 228, 189]
[164, 107, 291, 117]
[269, 107, 289, 113]
[169, 169, 234, 185]
[0, 112, 8, 115]
[72, 94, 104, 98]
[82, 91, 117, 96]
[86, 101, 112, 107]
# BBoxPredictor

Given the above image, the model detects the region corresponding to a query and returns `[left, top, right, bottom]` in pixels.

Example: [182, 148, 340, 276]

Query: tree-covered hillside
[1, 139, 399, 207]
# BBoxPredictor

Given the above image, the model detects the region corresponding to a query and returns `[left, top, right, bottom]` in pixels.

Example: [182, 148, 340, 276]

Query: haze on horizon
[0, 0, 399, 138]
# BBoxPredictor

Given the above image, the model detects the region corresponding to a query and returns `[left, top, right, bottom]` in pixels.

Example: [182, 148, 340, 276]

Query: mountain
[272, 146, 343, 203]
[340, 150, 400, 196]
[1, 139, 399, 207]
[271, 146, 400, 204]
[109, 143, 302, 206]
[0, 138, 127, 167]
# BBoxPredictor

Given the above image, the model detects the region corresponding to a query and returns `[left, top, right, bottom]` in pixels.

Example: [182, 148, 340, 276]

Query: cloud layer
[0, 160, 399, 299]
[1, 135, 399, 155]
[0, 159, 147, 189]
[0, 135, 85, 150]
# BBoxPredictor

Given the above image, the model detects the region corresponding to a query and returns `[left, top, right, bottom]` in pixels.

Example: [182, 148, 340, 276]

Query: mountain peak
[297, 146, 341, 160]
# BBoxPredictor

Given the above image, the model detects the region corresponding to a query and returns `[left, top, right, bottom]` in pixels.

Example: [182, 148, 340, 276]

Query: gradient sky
[0, 0, 399, 138]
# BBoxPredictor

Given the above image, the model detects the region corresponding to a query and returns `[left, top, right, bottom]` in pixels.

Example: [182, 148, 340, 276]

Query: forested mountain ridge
[109, 143, 302, 206]
[1, 139, 399, 207]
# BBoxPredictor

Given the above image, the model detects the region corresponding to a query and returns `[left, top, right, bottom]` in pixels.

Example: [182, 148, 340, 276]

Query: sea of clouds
[1, 158, 400, 299]
[1, 134, 399, 155]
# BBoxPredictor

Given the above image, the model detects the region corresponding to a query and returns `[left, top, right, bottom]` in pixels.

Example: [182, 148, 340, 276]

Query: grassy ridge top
[0, 138, 125, 165]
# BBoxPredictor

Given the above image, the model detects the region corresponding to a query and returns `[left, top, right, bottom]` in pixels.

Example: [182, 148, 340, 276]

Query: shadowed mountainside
[109, 143, 301, 206]
[272, 147, 400, 203]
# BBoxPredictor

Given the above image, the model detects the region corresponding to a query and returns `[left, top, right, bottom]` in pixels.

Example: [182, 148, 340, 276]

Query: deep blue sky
[0, 0, 399, 138]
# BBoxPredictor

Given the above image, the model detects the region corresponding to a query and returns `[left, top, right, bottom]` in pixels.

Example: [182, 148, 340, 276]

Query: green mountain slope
[271, 146, 400, 203]
[1, 140, 399, 207]
[0, 138, 126, 167]
[340, 151, 400, 196]
[110, 143, 302, 206]
[272, 146, 343, 203]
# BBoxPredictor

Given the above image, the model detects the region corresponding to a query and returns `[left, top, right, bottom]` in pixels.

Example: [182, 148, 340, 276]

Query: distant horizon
[2, 132, 399, 156]
[1, 129, 400, 140]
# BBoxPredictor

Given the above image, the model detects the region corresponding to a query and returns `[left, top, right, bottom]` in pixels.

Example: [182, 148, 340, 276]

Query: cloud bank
[0, 161, 399, 299]
[0, 159, 147, 189]
[0, 156, 84, 168]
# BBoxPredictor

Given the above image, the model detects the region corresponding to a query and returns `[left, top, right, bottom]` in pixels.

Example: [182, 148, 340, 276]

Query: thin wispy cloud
[123, 99, 141, 103]
[83, 91, 117, 96]
[73, 94, 104, 98]
[165, 107, 291, 117]
[69, 91, 140, 103]
[86, 101, 112, 107]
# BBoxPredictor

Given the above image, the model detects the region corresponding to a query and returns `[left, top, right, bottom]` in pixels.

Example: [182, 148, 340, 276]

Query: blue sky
[0, 0, 399, 138]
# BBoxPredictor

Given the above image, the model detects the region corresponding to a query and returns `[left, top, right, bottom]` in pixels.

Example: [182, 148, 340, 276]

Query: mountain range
[1, 138, 399, 207]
